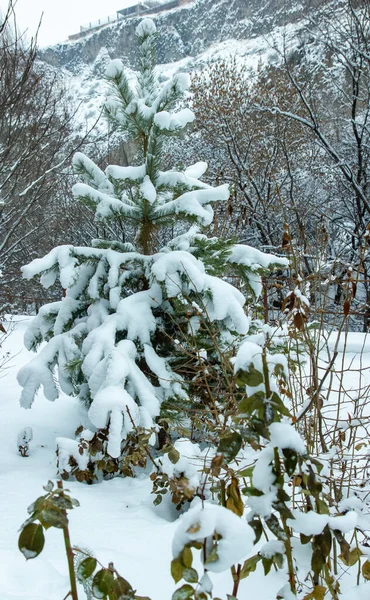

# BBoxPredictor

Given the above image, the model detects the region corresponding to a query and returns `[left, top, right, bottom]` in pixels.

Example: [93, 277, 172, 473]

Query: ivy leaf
[18, 523, 45, 560]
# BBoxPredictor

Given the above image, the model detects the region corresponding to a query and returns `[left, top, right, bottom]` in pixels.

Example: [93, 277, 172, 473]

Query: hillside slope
[38, 0, 335, 134]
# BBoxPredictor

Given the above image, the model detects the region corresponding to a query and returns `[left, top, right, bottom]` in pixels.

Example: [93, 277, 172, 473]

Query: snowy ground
[1, 317, 369, 599]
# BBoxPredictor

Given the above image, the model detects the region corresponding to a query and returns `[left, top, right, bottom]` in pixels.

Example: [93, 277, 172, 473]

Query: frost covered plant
[17, 17, 287, 481]
[161, 334, 370, 599]
[18, 480, 150, 600]
[226, 338, 370, 599]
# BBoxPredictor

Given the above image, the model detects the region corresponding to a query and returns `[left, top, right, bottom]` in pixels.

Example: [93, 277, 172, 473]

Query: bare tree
[254, 0, 370, 328]
[0, 2, 106, 311]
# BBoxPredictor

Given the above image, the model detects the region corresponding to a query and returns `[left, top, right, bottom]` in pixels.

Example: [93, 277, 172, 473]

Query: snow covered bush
[17, 17, 287, 483]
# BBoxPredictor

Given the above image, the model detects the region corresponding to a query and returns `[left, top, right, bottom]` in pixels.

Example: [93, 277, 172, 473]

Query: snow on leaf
[173, 503, 254, 573]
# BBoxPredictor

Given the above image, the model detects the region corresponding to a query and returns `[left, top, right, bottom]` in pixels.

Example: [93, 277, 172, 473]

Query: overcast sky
[0, 0, 136, 47]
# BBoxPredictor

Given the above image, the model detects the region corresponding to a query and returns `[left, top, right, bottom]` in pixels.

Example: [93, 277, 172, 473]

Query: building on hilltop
[68, 0, 194, 42]
[116, 3, 150, 18]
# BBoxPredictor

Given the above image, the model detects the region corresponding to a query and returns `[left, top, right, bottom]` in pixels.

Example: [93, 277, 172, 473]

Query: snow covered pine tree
[17, 18, 288, 481]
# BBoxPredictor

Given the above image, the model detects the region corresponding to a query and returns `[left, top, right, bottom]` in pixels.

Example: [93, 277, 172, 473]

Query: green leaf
[109, 576, 134, 600]
[262, 556, 273, 575]
[276, 487, 290, 503]
[153, 494, 163, 506]
[313, 526, 331, 558]
[226, 477, 244, 516]
[92, 569, 115, 599]
[248, 519, 263, 544]
[334, 530, 350, 565]
[300, 533, 312, 545]
[39, 506, 68, 529]
[27, 495, 47, 515]
[242, 486, 263, 497]
[50, 494, 74, 511]
[316, 499, 329, 516]
[43, 481, 54, 492]
[240, 554, 261, 579]
[235, 365, 263, 387]
[238, 392, 265, 415]
[270, 392, 291, 418]
[265, 514, 285, 540]
[282, 448, 298, 476]
[238, 466, 254, 478]
[168, 447, 180, 465]
[340, 547, 362, 567]
[311, 549, 325, 580]
[362, 560, 370, 580]
[217, 431, 242, 462]
[250, 417, 270, 439]
[181, 547, 193, 568]
[307, 466, 322, 497]
[172, 584, 194, 600]
[182, 568, 198, 583]
[303, 585, 326, 600]
[18, 523, 45, 560]
[205, 546, 219, 564]
[273, 553, 284, 569]
[77, 557, 97, 582]
[171, 558, 184, 584]
[273, 500, 294, 520]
